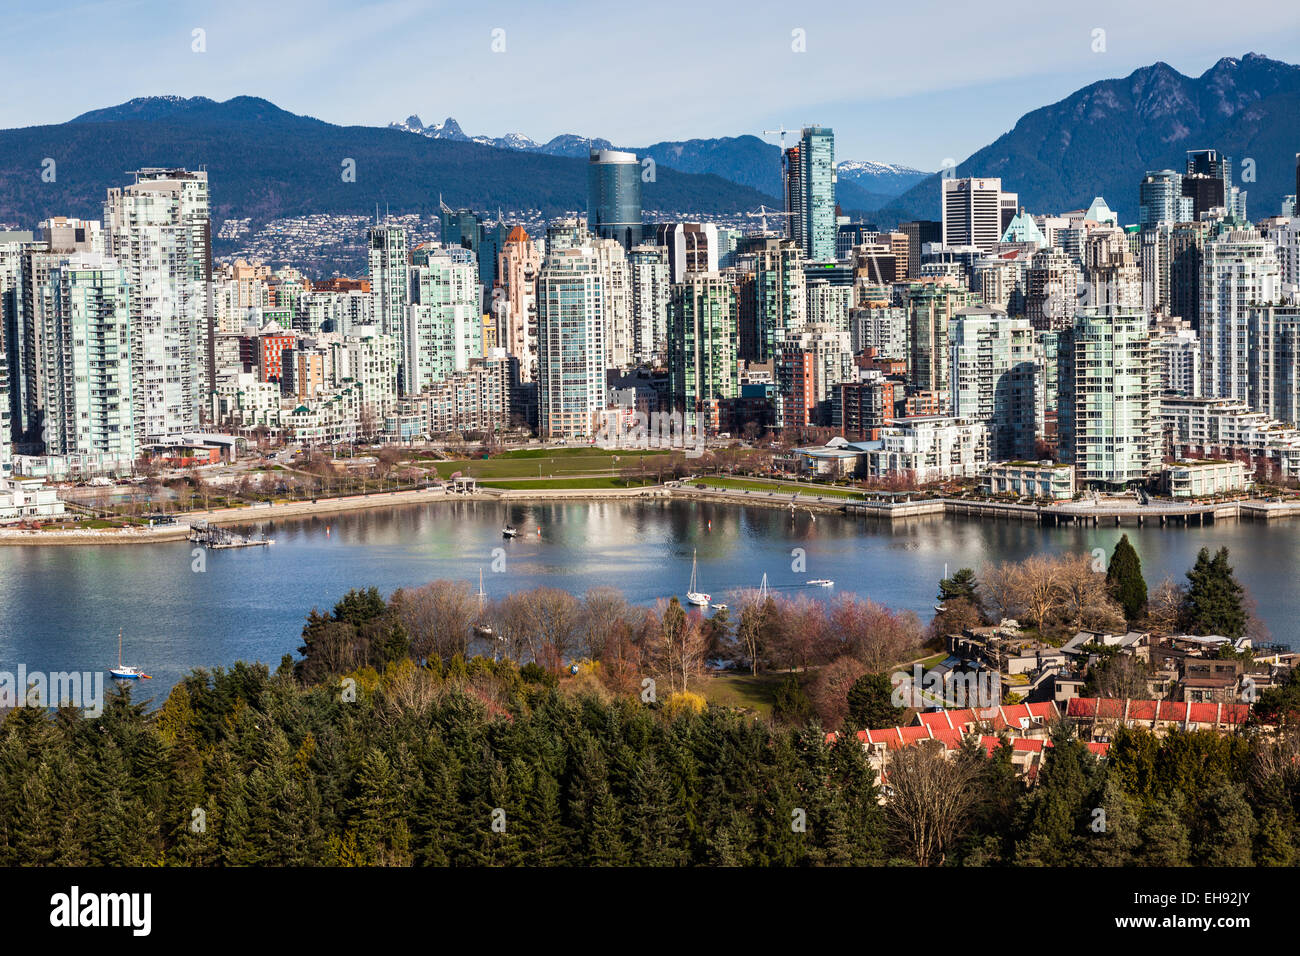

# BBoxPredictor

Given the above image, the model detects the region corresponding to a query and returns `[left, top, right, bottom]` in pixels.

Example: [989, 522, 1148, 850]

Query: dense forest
[1, 579, 1299, 865]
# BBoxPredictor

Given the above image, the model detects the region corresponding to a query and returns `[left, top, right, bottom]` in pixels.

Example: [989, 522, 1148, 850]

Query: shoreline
[3, 481, 1297, 546]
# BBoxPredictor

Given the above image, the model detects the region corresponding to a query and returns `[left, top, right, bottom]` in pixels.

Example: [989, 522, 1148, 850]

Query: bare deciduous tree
[885, 740, 981, 867]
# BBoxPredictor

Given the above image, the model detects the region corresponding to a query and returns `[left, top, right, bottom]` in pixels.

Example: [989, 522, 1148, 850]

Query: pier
[187, 522, 273, 549]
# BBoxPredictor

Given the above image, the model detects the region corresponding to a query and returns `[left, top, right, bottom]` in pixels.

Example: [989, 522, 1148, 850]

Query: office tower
[1200, 226, 1281, 402]
[537, 247, 607, 438]
[900, 221, 942, 279]
[367, 223, 410, 380]
[907, 283, 976, 403]
[37, 254, 135, 457]
[775, 324, 854, 428]
[1154, 318, 1201, 397]
[1181, 173, 1225, 220]
[1138, 170, 1193, 228]
[405, 245, 483, 394]
[948, 307, 1042, 460]
[587, 150, 643, 250]
[497, 226, 541, 382]
[749, 238, 807, 362]
[1058, 306, 1161, 487]
[1187, 149, 1246, 220]
[1168, 221, 1213, 329]
[103, 169, 212, 441]
[941, 178, 1015, 254]
[668, 273, 740, 432]
[627, 244, 669, 364]
[653, 222, 718, 282]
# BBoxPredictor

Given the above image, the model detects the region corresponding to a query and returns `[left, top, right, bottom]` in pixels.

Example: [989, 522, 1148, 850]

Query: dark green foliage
[937, 568, 980, 605]
[772, 674, 813, 724]
[845, 672, 903, 730]
[1182, 547, 1247, 639]
[1105, 535, 1147, 624]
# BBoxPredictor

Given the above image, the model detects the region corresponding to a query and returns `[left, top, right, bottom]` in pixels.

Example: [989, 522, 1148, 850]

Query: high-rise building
[776, 324, 853, 428]
[497, 226, 541, 383]
[587, 150, 643, 250]
[668, 273, 739, 432]
[1058, 306, 1161, 487]
[1139, 170, 1193, 228]
[405, 245, 483, 394]
[784, 127, 836, 261]
[103, 169, 212, 441]
[1246, 305, 1300, 424]
[1187, 149, 1245, 221]
[942, 178, 1015, 254]
[537, 247, 607, 438]
[367, 224, 410, 383]
[1200, 226, 1281, 402]
[948, 306, 1042, 460]
[1154, 318, 1201, 397]
[40, 253, 135, 458]
[627, 245, 669, 364]
[908, 282, 975, 403]
[899, 221, 942, 279]
[747, 238, 806, 363]
[653, 222, 718, 283]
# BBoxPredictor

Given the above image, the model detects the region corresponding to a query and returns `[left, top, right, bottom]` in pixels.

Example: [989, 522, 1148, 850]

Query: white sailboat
[473, 568, 494, 639]
[686, 549, 711, 607]
[108, 629, 150, 680]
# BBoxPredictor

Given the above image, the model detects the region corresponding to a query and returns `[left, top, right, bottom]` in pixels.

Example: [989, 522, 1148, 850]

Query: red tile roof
[1066, 698, 1249, 727]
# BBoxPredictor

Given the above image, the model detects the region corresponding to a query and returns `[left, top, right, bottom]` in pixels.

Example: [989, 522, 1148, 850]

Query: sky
[2, 0, 1300, 169]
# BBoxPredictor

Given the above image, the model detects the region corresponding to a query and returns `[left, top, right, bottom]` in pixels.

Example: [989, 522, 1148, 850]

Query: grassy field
[478, 477, 654, 490]
[493, 447, 673, 461]
[434, 452, 675, 480]
[701, 671, 804, 718]
[695, 476, 867, 500]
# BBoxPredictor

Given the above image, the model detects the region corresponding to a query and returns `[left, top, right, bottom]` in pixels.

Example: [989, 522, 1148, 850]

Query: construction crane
[762, 126, 795, 151]
[745, 205, 793, 234]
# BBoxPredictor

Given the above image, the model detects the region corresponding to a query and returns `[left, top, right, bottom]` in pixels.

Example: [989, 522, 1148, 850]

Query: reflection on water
[1, 499, 1296, 702]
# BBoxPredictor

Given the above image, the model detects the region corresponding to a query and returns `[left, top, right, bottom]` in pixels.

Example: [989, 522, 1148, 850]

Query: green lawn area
[702, 671, 804, 717]
[434, 452, 673, 479]
[493, 447, 673, 461]
[695, 477, 867, 500]
[478, 476, 654, 490]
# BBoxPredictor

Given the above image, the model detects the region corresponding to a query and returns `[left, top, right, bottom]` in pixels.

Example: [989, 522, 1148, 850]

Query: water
[1, 498, 1296, 703]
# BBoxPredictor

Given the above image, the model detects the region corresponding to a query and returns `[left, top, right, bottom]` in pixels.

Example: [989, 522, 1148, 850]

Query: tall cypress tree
[1106, 534, 1148, 624]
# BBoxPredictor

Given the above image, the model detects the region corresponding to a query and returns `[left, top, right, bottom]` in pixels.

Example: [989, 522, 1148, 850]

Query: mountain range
[389, 115, 928, 210]
[878, 53, 1300, 225]
[0, 53, 1297, 241]
[0, 97, 782, 230]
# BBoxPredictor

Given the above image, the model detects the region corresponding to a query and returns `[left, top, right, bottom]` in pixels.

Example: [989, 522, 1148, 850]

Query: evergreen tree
[1182, 547, 1247, 638]
[845, 672, 903, 730]
[1105, 534, 1147, 624]
[938, 568, 980, 604]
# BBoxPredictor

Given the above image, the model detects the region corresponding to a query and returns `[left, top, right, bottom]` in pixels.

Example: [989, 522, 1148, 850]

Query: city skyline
[0, 0, 1297, 168]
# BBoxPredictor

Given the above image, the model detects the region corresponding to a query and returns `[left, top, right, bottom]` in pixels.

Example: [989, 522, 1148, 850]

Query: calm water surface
[1, 499, 1297, 701]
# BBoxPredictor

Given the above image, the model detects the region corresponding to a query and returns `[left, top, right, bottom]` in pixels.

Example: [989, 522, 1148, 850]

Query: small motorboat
[711, 603, 728, 611]
[807, 579, 834, 587]
[502, 525, 518, 538]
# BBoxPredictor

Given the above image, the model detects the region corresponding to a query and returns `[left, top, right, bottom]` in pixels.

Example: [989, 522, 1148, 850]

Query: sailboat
[686, 549, 711, 607]
[473, 568, 494, 639]
[109, 629, 151, 680]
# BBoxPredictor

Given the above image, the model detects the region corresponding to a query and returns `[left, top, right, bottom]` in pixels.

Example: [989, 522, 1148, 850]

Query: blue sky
[2, 0, 1299, 169]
